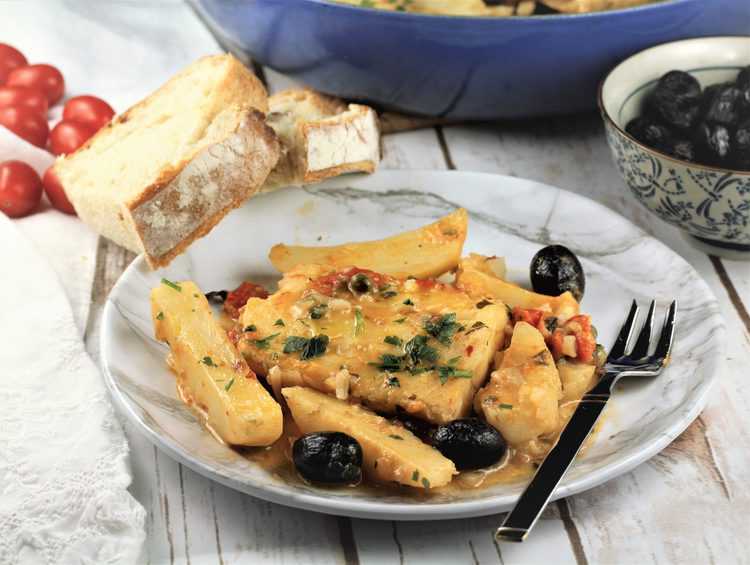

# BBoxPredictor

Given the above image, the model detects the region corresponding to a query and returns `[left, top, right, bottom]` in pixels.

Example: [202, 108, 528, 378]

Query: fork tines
[609, 300, 676, 365]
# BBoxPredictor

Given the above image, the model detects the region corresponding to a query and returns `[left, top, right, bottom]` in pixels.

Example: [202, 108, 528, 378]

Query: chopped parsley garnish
[155, 311, 164, 321]
[499, 403, 514, 410]
[388, 434, 404, 441]
[283, 334, 329, 360]
[224, 377, 235, 391]
[403, 298, 414, 306]
[243, 324, 257, 332]
[465, 321, 488, 336]
[201, 356, 217, 367]
[393, 318, 407, 324]
[161, 278, 181, 292]
[372, 353, 404, 372]
[386, 376, 400, 388]
[437, 366, 473, 384]
[309, 303, 327, 319]
[412, 470, 420, 482]
[252, 333, 280, 349]
[384, 335, 403, 347]
[381, 290, 398, 298]
[354, 309, 365, 336]
[447, 356, 461, 365]
[423, 313, 460, 345]
[274, 319, 285, 327]
[405, 335, 438, 366]
[476, 299, 493, 309]
[421, 477, 430, 489]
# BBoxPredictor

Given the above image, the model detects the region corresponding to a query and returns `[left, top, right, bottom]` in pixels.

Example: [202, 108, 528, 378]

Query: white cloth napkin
[0, 132, 145, 561]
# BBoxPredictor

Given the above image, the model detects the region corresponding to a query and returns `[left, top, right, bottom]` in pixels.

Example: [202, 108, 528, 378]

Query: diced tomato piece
[548, 329, 565, 360]
[224, 281, 269, 319]
[564, 315, 595, 363]
[512, 307, 544, 327]
[465, 344, 474, 357]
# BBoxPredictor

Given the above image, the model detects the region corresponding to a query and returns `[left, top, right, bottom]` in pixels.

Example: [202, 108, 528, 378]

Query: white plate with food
[101, 169, 723, 520]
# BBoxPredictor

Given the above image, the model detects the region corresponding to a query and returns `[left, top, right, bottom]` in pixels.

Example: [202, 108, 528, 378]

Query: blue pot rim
[307, 0, 691, 22]
[598, 35, 750, 177]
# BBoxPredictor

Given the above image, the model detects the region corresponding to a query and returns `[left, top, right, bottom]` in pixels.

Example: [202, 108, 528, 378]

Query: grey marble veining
[100, 170, 724, 520]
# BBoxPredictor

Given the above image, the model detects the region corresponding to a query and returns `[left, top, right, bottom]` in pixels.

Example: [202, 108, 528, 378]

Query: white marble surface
[4, 2, 749, 564]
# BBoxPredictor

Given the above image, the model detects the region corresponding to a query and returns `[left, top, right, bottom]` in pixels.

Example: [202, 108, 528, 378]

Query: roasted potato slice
[151, 280, 282, 446]
[269, 208, 468, 278]
[475, 322, 562, 446]
[456, 254, 579, 321]
[283, 386, 456, 488]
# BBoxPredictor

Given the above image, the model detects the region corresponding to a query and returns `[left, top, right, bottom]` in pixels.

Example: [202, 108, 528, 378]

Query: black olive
[395, 412, 436, 443]
[694, 122, 732, 166]
[205, 290, 228, 304]
[432, 418, 506, 471]
[530, 245, 585, 302]
[701, 83, 744, 126]
[625, 116, 674, 153]
[666, 138, 696, 162]
[347, 273, 373, 295]
[292, 432, 362, 485]
[733, 119, 750, 171]
[645, 70, 702, 130]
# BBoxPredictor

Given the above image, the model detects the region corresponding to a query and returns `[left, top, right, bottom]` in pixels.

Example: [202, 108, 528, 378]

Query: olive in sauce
[292, 432, 363, 485]
[432, 418, 507, 471]
[530, 244, 585, 301]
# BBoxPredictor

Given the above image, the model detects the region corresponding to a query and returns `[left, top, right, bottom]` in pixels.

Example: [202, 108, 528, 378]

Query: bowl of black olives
[599, 36, 750, 259]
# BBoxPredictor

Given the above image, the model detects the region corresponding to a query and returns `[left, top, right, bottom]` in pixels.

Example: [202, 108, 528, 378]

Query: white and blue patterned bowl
[599, 36, 750, 259]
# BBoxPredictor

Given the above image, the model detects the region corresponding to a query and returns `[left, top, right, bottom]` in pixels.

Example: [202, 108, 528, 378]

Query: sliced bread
[55, 54, 280, 268]
[264, 88, 380, 190]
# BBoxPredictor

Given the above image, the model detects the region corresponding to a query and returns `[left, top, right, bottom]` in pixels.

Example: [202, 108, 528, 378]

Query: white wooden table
[11, 2, 749, 563]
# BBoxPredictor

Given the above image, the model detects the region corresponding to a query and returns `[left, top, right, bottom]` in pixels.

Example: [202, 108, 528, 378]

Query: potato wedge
[151, 280, 282, 446]
[557, 359, 597, 403]
[475, 322, 562, 446]
[269, 208, 468, 278]
[282, 386, 456, 488]
[456, 254, 579, 321]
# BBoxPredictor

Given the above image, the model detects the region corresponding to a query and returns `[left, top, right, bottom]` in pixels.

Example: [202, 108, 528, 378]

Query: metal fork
[495, 299, 677, 543]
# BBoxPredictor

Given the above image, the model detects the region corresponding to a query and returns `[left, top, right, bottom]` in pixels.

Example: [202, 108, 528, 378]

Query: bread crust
[129, 109, 280, 268]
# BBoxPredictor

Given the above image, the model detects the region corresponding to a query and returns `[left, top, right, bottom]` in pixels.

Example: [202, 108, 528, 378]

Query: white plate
[101, 170, 724, 520]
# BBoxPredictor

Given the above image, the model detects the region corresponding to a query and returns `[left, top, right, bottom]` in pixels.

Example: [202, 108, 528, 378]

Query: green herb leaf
[465, 321, 488, 336]
[437, 366, 473, 384]
[476, 299, 493, 309]
[403, 298, 414, 306]
[388, 434, 404, 441]
[252, 333, 280, 350]
[405, 335, 438, 366]
[201, 356, 217, 367]
[224, 377, 235, 391]
[412, 469, 420, 482]
[310, 303, 327, 319]
[447, 356, 461, 365]
[424, 313, 460, 345]
[372, 353, 405, 372]
[545, 317, 558, 333]
[161, 278, 181, 292]
[381, 290, 398, 299]
[421, 477, 430, 489]
[499, 403, 513, 410]
[354, 308, 365, 337]
[393, 317, 407, 324]
[386, 376, 401, 388]
[155, 311, 164, 321]
[283, 335, 329, 360]
[243, 324, 257, 332]
[274, 319, 285, 327]
[384, 335, 403, 347]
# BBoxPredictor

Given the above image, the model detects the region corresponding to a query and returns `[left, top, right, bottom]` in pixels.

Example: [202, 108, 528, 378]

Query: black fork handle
[495, 391, 610, 542]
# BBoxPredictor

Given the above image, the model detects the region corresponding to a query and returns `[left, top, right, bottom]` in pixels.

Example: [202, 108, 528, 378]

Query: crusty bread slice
[55, 54, 280, 268]
[263, 89, 380, 190]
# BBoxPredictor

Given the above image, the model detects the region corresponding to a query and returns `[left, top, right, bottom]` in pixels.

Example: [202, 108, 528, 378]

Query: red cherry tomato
[0, 44, 27, 85]
[42, 166, 76, 215]
[6, 64, 65, 105]
[0, 86, 48, 116]
[0, 160, 42, 218]
[63, 95, 114, 130]
[0, 105, 49, 147]
[49, 120, 96, 156]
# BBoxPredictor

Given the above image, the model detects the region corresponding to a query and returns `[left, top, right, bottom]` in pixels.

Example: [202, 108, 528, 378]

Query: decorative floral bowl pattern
[599, 36, 750, 259]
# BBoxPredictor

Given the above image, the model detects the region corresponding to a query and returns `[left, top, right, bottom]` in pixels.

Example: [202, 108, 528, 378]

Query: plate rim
[101, 169, 725, 520]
